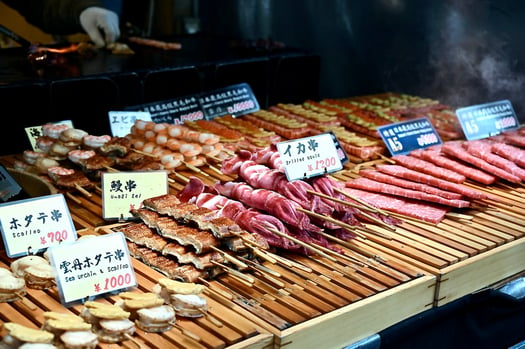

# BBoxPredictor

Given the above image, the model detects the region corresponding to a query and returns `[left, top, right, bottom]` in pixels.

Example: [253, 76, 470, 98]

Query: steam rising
[424, 3, 525, 120]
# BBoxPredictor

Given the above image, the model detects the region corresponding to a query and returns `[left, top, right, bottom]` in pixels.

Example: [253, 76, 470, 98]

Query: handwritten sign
[276, 132, 347, 181]
[0, 194, 77, 257]
[25, 120, 74, 151]
[109, 111, 151, 137]
[47, 232, 136, 306]
[102, 171, 168, 220]
[378, 117, 442, 156]
[456, 100, 519, 140]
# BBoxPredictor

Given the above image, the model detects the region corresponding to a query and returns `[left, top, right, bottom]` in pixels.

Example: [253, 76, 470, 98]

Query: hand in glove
[79, 7, 120, 47]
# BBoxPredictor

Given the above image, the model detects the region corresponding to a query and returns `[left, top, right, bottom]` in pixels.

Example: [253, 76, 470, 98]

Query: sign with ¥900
[276, 132, 347, 181]
[378, 117, 442, 156]
[0, 194, 77, 257]
[456, 100, 519, 140]
[47, 232, 137, 306]
[102, 171, 169, 220]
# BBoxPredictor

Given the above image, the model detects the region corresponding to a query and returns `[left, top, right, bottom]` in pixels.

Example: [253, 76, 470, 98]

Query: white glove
[79, 7, 120, 47]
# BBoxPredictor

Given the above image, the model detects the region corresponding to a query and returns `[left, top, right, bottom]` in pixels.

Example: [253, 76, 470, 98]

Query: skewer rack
[0, 155, 523, 348]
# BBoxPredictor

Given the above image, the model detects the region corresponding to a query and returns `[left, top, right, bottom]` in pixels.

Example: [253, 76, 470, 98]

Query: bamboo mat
[1, 154, 524, 347]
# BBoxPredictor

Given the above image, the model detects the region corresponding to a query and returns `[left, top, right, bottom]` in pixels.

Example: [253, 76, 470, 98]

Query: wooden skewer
[317, 231, 387, 262]
[248, 245, 278, 264]
[295, 207, 367, 239]
[75, 184, 92, 198]
[210, 246, 249, 270]
[446, 212, 474, 221]
[171, 323, 201, 342]
[131, 148, 158, 158]
[207, 163, 223, 176]
[173, 171, 190, 183]
[306, 189, 396, 232]
[104, 165, 119, 172]
[210, 261, 255, 284]
[334, 187, 391, 217]
[198, 278, 233, 300]
[238, 256, 282, 278]
[183, 161, 209, 177]
[199, 308, 223, 327]
[263, 250, 313, 272]
[65, 191, 82, 204]
[16, 293, 37, 311]
[375, 152, 395, 163]
[265, 227, 338, 262]
[124, 333, 146, 349]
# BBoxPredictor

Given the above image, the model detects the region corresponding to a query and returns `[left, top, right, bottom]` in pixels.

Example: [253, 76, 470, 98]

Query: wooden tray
[334, 170, 525, 307]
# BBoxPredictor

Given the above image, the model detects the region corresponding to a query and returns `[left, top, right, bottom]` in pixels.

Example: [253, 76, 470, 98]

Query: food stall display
[0, 94, 523, 348]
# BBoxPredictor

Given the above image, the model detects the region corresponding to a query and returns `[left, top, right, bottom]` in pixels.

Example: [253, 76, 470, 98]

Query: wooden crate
[334, 170, 525, 308]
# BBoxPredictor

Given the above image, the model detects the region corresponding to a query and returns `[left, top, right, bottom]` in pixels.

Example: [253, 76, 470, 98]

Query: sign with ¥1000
[0, 194, 77, 258]
[102, 171, 169, 220]
[47, 232, 137, 306]
[109, 111, 151, 137]
[456, 100, 519, 140]
[201, 83, 259, 120]
[276, 132, 347, 181]
[378, 117, 442, 156]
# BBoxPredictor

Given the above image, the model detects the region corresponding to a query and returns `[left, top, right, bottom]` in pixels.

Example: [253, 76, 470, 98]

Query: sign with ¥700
[276, 132, 347, 181]
[102, 171, 168, 220]
[47, 232, 137, 306]
[378, 117, 442, 156]
[456, 100, 519, 140]
[0, 194, 77, 258]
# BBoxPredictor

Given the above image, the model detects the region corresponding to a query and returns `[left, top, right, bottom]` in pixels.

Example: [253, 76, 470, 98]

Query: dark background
[196, 0, 525, 121]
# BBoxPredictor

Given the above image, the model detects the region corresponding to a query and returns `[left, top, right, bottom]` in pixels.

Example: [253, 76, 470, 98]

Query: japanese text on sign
[48, 232, 136, 306]
[0, 194, 77, 257]
[276, 133, 346, 181]
[102, 171, 168, 220]
[456, 100, 519, 140]
[378, 117, 442, 156]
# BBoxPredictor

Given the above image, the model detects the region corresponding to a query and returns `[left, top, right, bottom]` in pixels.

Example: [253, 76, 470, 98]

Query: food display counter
[0, 92, 524, 348]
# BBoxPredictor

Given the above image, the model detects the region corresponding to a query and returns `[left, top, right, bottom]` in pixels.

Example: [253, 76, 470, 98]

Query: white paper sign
[0, 194, 77, 257]
[47, 232, 137, 306]
[102, 171, 169, 220]
[276, 133, 344, 181]
[108, 111, 151, 137]
[25, 120, 74, 151]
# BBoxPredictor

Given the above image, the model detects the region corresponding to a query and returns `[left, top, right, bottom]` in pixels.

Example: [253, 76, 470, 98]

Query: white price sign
[0, 194, 77, 257]
[47, 232, 137, 306]
[108, 111, 151, 137]
[276, 133, 345, 181]
[102, 171, 169, 220]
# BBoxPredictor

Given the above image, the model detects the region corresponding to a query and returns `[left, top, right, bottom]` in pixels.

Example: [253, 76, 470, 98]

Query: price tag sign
[0, 194, 77, 257]
[201, 83, 259, 119]
[125, 94, 203, 124]
[102, 171, 169, 220]
[0, 165, 24, 202]
[276, 132, 347, 181]
[25, 120, 74, 151]
[456, 100, 519, 140]
[47, 232, 137, 306]
[378, 117, 442, 156]
[109, 111, 151, 137]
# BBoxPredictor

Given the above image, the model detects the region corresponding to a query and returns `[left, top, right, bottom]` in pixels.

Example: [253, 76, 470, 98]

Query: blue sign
[378, 117, 442, 156]
[456, 100, 519, 140]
